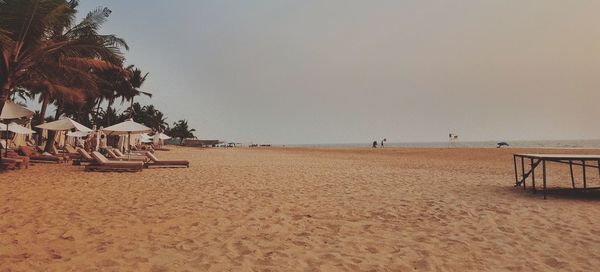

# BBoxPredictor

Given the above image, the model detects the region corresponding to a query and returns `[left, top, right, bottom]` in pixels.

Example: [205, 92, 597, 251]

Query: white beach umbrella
[0, 122, 36, 134]
[66, 130, 90, 137]
[12, 122, 34, 147]
[102, 119, 151, 151]
[36, 118, 91, 150]
[1, 101, 34, 157]
[0, 101, 34, 120]
[140, 133, 152, 143]
[36, 117, 92, 132]
[151, 132, 170, 146]
[152, 133, 160, 145]
[102, 119, 151, 135]
[0, 122, 35, 151]
[157, 132, 171, 140]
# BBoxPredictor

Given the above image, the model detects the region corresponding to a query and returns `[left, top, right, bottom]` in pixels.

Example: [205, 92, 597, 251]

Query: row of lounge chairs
[19, 146, 65, 163]
[75, 148, 189, 172]
[1, 143, 188, 173]
[2, 144, 68, 171]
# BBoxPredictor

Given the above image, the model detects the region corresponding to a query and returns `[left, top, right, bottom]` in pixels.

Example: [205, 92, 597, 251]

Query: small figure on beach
[381, 138, 386, 148]
[497, 142, 509, 148]
[372, 141, 377, 148]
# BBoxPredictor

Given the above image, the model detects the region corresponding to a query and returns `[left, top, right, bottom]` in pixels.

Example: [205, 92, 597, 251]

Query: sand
[1, 147, 599, 271]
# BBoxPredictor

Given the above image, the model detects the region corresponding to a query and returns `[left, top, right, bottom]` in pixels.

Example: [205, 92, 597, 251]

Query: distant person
[87, 133, 97, 151]
[372, 141, 377, 148]
[380, 140, 384, 148]
[99, 134, 108, 153]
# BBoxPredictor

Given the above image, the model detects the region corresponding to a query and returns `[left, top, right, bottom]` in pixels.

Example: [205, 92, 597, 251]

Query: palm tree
[1, 0, 129, 152]
[92, 67, 131, 125]
[121, 65, 151, 116]
[124, 103, 167, 131]
[167, 120, 196, 144]
[0, 0, 126, 114]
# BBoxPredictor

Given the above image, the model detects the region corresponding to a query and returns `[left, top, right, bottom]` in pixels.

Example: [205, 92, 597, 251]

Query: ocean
[289, 139, 600, 149]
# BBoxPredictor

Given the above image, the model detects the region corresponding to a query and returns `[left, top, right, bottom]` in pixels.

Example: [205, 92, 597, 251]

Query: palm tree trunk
[106, 100, 114, 125]
[36, 94, 49, 144]
[44, 103, 63, 153]
[129, 98, 134, 118]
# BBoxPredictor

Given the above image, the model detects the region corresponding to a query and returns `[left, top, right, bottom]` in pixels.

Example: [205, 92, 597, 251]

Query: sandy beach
[1, 147, 599, 271]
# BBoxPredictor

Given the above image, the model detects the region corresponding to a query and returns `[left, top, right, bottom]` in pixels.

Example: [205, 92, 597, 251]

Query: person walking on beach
[372, 141, 377, 148]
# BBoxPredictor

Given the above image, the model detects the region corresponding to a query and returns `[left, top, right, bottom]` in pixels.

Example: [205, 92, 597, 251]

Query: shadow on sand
[508, 186, 600, 201]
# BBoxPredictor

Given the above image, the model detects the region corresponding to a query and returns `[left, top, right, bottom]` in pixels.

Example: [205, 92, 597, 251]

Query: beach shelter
[102, 119, 151, 151]
[66, 130, 90, 147]
[66, 130, 90, 138]
[36, 117, 92, 132]
[0, 122, 35, 151]
[153, 132, 171, 146]
[1, 101, 34, 157]
[36, 117, 92, 149]
[12, 122, 34, 147]
[0, 101, 34, 120]
[0, 122, 36, 134]
[140, 133, 152, 143]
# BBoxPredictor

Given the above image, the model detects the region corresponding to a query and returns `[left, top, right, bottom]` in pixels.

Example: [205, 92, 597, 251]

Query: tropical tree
[0, 0, 126, 113]
[166, 120, 196, 144]
[120, 65, 151, 116]
[0, 0, 129, 151]
[124, 102, 167, 131]
[96, 106, 124, 128]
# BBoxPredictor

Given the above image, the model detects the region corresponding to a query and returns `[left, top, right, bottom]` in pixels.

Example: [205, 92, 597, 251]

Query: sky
[71, 0, 600, 144]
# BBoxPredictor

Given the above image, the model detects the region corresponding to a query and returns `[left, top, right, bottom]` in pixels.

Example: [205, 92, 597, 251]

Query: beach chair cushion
[145, 152, 189, 167]
[108, 149, 147, 161]
[85, 152, 143, 172]
[19, 146, 63, 163]
[65, 145, 77, 154]
[77, 148, 94, 161]
[91, 151, 144, 167]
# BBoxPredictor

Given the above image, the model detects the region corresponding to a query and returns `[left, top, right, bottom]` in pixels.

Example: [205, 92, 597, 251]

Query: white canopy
[139, 133, 152, 143]
[0, 101, 34, 120]
[66, 130, 90, 137]
[0, 122, 36, 134]
[36, 117, 92, 132]
[156, 132, 171, 140]
[102, 119, 151, 135]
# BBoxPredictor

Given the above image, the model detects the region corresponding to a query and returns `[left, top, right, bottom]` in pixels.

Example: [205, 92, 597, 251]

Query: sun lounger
[106, 149, 147, 162]
[145, 152, 189, 168]
[50, 145, 71, 161]
[85, 151, 144, 172]
[112, 148, 149, 159]
[131, 145, 154, 153]
[18, 146, 64, 163]
[1, 157, 23, 169]
[3, 151, 29, 169]
[63, 144, 81, 158]
[73, 148, 94, 165]
[0, 160, 17, 171]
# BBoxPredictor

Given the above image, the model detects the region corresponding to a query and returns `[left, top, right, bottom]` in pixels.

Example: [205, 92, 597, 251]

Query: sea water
[290, 140, 600, 149]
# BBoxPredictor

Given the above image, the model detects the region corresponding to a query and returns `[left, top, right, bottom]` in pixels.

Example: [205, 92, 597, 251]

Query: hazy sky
[73, 0, 600, 144]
